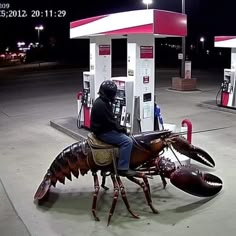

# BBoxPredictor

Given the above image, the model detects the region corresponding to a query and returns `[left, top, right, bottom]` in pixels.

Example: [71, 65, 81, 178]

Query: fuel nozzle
[125, 113, 131, 134]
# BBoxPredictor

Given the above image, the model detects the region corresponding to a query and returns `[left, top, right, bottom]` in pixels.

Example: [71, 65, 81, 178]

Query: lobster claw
[170, 166, 223, 197]
[171, 136, 215, 168]
[184, 147, 215, 168]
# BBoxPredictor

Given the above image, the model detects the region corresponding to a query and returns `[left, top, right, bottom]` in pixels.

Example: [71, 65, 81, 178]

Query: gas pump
[112, 77, 134, 134]
[77, 72, 95, 129]
[219, 69, 236, 108]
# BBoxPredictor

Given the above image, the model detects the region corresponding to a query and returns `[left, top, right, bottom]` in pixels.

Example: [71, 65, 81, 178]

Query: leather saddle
[87, 130, 172, 166]
[87, 133, 118, 166]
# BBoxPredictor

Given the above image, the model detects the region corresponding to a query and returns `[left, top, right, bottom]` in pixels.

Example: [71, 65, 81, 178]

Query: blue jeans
[96, 130, 133, 170]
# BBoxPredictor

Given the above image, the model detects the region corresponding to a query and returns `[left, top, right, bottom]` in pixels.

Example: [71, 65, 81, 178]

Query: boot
[118, 169, 137, 177]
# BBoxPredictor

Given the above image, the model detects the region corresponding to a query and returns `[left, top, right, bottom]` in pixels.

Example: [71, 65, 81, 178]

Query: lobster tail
[53, 152, 72, 181]
[34, 171, 52, 200]
[34, 141, 90, 201]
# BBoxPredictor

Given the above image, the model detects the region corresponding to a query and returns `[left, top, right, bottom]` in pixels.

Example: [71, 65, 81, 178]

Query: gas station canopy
[214, 36, 236, 48]
[70, 9, 187, 39]
[69, 9, 187, 133]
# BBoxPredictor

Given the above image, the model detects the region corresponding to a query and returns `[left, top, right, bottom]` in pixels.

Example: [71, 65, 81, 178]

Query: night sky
[1, 0, 236, 51]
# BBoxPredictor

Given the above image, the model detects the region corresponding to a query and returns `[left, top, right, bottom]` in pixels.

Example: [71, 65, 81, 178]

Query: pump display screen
[84, 81, 90, 90]
[143, 93, 152, 102]
[224, 76, 230, 83]
[113, 88, 126, 125]
[116, 90, 125, 98]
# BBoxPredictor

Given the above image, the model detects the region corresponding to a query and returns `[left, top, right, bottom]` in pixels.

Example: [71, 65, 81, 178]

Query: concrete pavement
[0, 62, 59, 72]
[0, 67, 235, 236]
[0, 179, 30, 236]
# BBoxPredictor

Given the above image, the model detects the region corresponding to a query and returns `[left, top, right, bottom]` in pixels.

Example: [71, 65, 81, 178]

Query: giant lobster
[34, 130, 223, 225]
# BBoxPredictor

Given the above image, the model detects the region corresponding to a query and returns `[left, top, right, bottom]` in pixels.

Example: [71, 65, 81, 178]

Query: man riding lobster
[90, 80, 135, 177]
[34, 80, 223, 225]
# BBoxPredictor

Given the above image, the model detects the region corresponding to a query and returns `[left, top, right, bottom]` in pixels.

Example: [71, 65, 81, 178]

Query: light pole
[181, 0, 186, 78]
[35, 25, 44, 66]
[35, 25, 44, 43]
[143, 0, 152, 9]
[200, 37, 205, 50]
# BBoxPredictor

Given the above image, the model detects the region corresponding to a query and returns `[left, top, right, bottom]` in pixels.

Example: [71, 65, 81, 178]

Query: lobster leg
[160, 173, 167, 189]
[116, 176, 140, 219]
[143, 175, 151, 195]
[107, 174, 120, 226]
[92, 172, 100, 221]
[101, 172, 109, 191]
[127, 175, 159, 214]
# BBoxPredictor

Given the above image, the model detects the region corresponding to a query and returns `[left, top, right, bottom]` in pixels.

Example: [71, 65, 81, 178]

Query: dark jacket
[90, 96, 125, 135]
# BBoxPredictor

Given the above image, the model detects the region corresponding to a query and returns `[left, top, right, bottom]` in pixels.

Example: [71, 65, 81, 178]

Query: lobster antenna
[170, 125, 233, 137]
[169, 146, 183, 166]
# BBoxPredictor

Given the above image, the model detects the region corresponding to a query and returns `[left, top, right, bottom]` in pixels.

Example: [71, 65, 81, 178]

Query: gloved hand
[119, 127, 128, 135]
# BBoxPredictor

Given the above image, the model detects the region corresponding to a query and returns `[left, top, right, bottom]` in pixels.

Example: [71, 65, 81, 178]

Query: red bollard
[77, 91, 84, 127]
[77, 91, 83, 115]
[181, 119, 192, 144]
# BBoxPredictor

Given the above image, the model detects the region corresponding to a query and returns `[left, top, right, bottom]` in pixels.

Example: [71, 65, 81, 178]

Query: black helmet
[99, 80, 117, 102]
